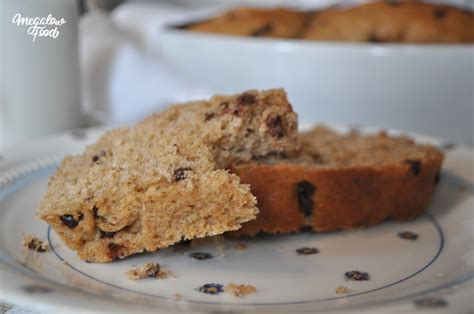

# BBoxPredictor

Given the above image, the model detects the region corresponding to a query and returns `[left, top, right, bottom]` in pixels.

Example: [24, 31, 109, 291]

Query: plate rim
[1, 124, 473, 312]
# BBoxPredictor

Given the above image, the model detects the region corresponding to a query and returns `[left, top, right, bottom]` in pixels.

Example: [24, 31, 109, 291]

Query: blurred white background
[1, 0, 473, 152]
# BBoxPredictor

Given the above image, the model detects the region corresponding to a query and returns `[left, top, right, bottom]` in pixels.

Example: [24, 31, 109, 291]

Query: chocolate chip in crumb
[403, 159, 421, 176]
[92, 206, 98, 217]
[266, 114, 284, 138]
[296, 247, 319, 255]
[60, 214, 83, 229]
[190, 252, 213, 260]
[251, 23, 273, 37]
[23, 235, 49, 252]
[297, 181, 316, 217]
[433, 9, 447, 19]
[108, 243, 121, 251]
[398, 231, 418, 241]
[345, 271, 370, 281]
[173, 167, 192, 182]
[100, 230, 116, 238]
[108, 243, 122, 259]
[197, 283, 224, 295]
[176, 239, 192, 247]
[92, 155, 99, 162]
[204, 112, 215, 121]
[237, 93, 256, 105]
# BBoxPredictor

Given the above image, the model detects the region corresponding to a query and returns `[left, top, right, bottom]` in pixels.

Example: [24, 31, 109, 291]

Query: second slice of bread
[230, 126, 444, 236]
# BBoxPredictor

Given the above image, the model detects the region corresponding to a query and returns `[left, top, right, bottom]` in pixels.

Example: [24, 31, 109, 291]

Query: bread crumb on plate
[335, 286, 349, 294]
[224, 283, 257, 298]
[126, 263, 160, 279]
[22, 235, 49, 252]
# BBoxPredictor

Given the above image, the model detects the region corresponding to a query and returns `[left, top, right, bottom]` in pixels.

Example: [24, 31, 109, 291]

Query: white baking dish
[157, 29, 474, 145]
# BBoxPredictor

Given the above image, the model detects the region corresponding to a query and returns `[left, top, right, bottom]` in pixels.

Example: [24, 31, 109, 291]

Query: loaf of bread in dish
[229, 126, 444, 236]
[38, 89, 299, 262]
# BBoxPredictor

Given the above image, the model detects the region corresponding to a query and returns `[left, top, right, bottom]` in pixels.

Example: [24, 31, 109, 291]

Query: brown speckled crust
[187, 7, 310, 38]
[230, 127, 444, 236]
[185, 2, 474, 44]
[301, 1, 474, 43]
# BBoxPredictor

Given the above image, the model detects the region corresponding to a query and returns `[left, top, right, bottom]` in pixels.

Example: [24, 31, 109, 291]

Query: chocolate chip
[107, 243, 122, 260]
[92, 155, 99, 162]
[403, 159, 421, 176]
[204, 112, 215, 121]
[176, 239, 192, 247]
[100, 230, 116, 238]
[108, 243, 121, 251]
[251, 23, 273, 37]
[345, 271, 370, 281]
[434, 171, 441, 185]
[266, 114, 284, 138]
[92, 206, 99, 217]
[297, 181, 316, 217]
[60, 214, 83, 229]
[398, 231, 418, 241]
[433, 9, 447, 19]
[173, 167, 192, 182]
[190, 252, 213, 260]
[296, 247, 319, 255]
[414, 298, 448, 308]
[237, 93, 256, 105]
[145, 264, 161, 277]
[197, 283, 223, 295]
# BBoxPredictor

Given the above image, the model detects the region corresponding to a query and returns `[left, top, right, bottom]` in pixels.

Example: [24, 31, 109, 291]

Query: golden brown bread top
[187, 7, 310, 38]
[185, 1, 474, 43]
[253, 125, 444, 169]
[301, 1, 474, 43]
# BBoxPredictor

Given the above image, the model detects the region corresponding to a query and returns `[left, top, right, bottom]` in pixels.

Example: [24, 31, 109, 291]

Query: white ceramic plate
[0, 125, 473, 313]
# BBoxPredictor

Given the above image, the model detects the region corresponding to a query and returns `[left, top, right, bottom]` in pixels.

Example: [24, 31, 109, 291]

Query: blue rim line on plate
[47, 213, 444, 306]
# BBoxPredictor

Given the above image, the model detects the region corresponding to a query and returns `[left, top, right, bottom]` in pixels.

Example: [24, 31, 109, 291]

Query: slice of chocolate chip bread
[38, 89, 299, 262]
[230, 126, 444, 236]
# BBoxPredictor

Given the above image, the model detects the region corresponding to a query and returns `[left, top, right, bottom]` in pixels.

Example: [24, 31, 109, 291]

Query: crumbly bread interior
[259, 126, 442, 168]
[38, 89, 298, 262]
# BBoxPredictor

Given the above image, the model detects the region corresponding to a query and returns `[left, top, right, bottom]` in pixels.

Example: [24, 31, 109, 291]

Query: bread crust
[230, 141, 444, 236]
